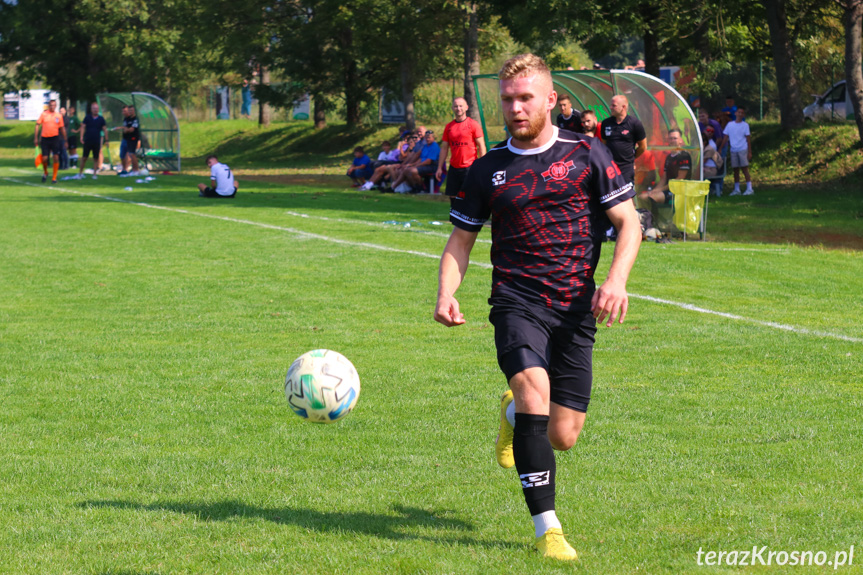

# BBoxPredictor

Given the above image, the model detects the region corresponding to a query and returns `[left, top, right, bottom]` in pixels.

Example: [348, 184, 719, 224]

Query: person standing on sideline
[435, 53, 641, 562]
[120, 105, 141, 175]
[198, 154, 239, 198]
[724, 107, 754, 196]
[555, 93, 582, 133]
[66, 106, 81, 168]
[433, 97, 486, 199]
[580, 110, 598, 138]
[241, 79, 253, 119]
[77, 102, 107, 180]
[34, 99, 67, 184]
[600, 95, 647, 187]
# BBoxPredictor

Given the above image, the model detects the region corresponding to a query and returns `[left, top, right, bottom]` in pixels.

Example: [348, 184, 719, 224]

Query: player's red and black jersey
[663, 150, 691, 180]
[556, 111, 583, 133]
[450, 127, 635, 312]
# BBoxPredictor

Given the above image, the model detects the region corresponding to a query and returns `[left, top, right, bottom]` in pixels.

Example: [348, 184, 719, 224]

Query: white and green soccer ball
[284, 349, 360, 423]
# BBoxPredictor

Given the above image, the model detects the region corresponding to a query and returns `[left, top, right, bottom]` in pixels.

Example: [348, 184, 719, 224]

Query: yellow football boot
[535, 528, 579, 561]
[495, 390, 515, 468]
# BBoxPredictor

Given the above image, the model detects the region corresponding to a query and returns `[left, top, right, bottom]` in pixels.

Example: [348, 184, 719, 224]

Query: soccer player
[555, 93, 582, 133]
[600, 94, 647, 186]
[78, 102, 107, 180]
[435, 97, 486, 200]
[120, 105, 142, 175]
[580, 110, 598, 138]
[198, 154, 238, 198]
[34, 99, 67, 184]
[435, 54, 641, 561]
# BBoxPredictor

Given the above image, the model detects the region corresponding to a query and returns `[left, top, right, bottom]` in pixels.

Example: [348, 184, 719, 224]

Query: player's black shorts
[40, 136, 61, 158]
[488, 296, 597, 413]
[200, 186, 236, 198]
[67, 137, 78, 150]
[82, 140, 101, 159]
[445, 166, 469, 197]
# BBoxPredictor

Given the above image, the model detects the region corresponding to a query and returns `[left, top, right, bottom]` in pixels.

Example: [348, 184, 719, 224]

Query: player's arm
[634, 137, 647, 159]
[475, 137, 486, 159]
[592, 199, 641, 327]
[436, 141, 449, 181]
[34, 120, 41, 145]
[434, 227, 478, 327]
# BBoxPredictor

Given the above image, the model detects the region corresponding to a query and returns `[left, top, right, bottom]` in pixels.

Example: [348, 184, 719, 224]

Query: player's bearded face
[501, 75, 552, 142]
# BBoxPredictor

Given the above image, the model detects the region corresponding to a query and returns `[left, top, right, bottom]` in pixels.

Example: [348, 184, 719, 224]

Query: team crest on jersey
[541, 160, 575, 182]
[622, 129, 630, 135]
[492, 170, 506, 186]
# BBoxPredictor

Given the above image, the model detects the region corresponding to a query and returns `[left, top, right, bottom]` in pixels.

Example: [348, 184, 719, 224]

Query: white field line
[283, 210, 492, 244]
[4, 177, 860, 344]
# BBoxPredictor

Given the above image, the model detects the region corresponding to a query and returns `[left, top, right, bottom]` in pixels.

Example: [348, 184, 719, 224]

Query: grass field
[1, 155, 862, 574]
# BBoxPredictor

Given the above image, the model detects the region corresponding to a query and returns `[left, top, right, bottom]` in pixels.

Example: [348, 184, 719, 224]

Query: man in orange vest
[34, 99, 67, 184]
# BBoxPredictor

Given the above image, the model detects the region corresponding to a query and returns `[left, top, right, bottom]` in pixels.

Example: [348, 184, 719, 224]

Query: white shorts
[730, 150, 749, 168]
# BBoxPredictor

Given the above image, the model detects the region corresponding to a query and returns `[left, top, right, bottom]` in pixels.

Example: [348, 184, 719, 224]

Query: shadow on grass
[78, 500, 521, 551]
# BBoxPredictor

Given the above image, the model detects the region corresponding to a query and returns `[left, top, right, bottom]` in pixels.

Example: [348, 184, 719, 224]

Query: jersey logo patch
[622, 129, 630, 135]
[541, 160, 575, 182]
[492, 170, 506, 186]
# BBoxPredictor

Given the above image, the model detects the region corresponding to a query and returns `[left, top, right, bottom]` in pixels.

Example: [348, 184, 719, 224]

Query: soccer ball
[284, 349, 360, 423]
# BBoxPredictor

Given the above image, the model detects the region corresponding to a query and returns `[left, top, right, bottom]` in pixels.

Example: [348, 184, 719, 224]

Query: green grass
[1, 162, 862, 574]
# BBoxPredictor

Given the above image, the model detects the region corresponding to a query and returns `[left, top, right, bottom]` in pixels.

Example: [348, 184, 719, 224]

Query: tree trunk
[640, 5, 661, 77]
[463, 1, 481, 122]
[401, 50, 416, 130]
[763, 0, 804, 130]
[258, 64, 271, 127]
[313, 94, 327, 130]
[339, 27, 361, 126]
[844, 0, 863, 142]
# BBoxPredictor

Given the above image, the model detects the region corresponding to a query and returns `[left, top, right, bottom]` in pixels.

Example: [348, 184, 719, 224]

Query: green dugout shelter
[473, 70, 709, 237]
[97, 92, 181, 172]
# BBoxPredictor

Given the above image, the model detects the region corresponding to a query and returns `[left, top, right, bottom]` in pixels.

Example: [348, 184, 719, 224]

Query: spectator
[66, 105, 81, 168]
[433, 97, 486, 199]
[600, 95, 647, 186]
[391, 130, 440, 193]
[640, 128, 690, 206]
[77, 102, 107, 180]
[580, 110, 598, 138]
[346, 146, 373, 187]
[698, 109, 725, 150]
[58, 107, 70, 170]
[724, 107, 754, 196]
[702, 128, 724, 197]
[241, 79, 253, 119]
[34, 99, 66, 184]
[120, 105, 142, 176]
[371, 140, 399, 171]
[555, 94, 582, 133]
[363, 133, 417, 191]
[721, 96, 738, 126]
[198, 154, 238, 198]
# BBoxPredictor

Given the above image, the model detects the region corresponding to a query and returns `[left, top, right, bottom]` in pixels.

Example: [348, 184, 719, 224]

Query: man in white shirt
[723, 107, 754, 196]
[198, 155, 238, 198]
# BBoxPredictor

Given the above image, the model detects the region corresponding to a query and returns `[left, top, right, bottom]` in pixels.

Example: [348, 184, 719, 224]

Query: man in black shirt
[435, 53, 641, 562]
[121, 105, 141, 175]
[599, 95, 647, 185]
[555, 93, 582, 133]
[641, 128, 691, 205]
[77, 102, 107, 180]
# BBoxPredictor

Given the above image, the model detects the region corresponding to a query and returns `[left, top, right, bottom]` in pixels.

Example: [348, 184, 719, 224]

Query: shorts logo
[492, 170, 506, 186]
[520, 471, 550, 488]
[541, 160, 575, 182]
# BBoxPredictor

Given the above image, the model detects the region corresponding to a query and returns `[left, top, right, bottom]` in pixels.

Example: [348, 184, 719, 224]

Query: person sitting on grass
[346, 146, 373, 187]
[198, 154, 238, 198]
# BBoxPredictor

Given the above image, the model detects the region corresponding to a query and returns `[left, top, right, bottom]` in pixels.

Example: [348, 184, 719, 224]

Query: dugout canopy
[473, 70, 706, 236]
[97, 92, 181, 172]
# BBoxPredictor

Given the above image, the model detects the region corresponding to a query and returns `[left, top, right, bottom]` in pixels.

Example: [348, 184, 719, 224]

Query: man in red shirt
[436, 97, 486, 200]
[34, 99, 67, 184]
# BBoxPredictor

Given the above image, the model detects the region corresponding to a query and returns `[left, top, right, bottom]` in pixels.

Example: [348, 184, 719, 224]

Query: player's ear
[548, 90, 558, 112]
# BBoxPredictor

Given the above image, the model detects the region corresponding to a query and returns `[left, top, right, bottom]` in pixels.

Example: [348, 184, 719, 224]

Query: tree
[839, 0, 863, 141]
[763, 0, 805, 130]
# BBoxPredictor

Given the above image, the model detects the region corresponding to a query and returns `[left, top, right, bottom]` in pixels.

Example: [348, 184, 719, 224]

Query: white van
[803, 80, 852, 122]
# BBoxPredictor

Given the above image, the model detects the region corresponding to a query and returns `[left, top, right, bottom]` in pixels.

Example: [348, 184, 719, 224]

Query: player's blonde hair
[498, 53, 551, 82]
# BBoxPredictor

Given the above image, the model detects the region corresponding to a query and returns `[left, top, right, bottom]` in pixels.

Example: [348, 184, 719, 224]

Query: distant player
[78, 102, 107, 180]
[34, 99, 67, 184]
[555, 93, 582, 133]
[435, 97, 486, 200]
[119, 105, 141, 175]
[435, 54, 641, 561]
[198, 155, 238, 198]
[580, 110, 598, 138]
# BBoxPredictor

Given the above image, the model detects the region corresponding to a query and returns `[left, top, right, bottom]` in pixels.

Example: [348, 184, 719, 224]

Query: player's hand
[434, 295, 465, 327]
[591, 279, 628, 327]
[34, 138, 39, 146]
[435, 167, 443, 181]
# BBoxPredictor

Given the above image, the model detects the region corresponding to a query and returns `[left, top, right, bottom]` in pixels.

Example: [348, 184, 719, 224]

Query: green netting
[97, 92, 181, 172]
[473, 70, 705, 237]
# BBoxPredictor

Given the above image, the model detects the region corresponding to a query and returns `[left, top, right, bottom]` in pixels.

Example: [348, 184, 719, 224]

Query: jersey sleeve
[471, 119, 483, 140]
[210, 166, 218, 179]
[449, 162, 490, 232]
[441, 123, 452, 145]
[591, 142, 635, 209]
[633, 118, 646, 142]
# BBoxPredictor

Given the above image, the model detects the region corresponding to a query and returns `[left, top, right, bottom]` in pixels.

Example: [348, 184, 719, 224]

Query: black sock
[513, 413, 556, 516]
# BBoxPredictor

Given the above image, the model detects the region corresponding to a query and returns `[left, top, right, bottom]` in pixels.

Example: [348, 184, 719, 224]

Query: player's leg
[40, 139, 51, 180]
[546, 312, 595, 451]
